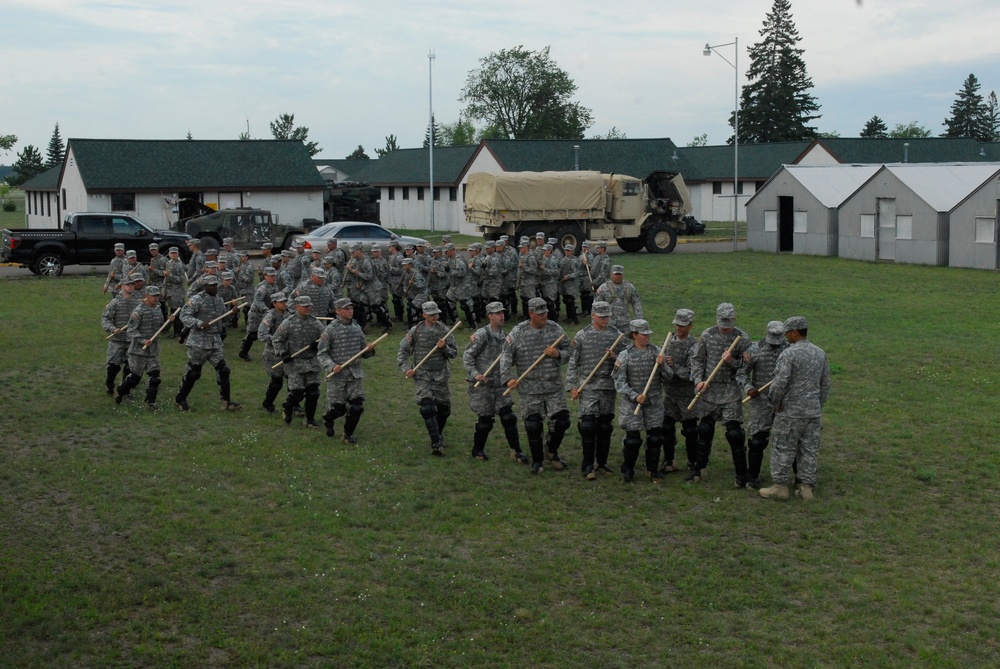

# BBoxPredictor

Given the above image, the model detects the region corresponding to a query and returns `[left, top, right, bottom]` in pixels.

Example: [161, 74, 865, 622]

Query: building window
[975, 217, 995, 243]
[417, 187, 425, 201]
[713, 181, 722, 195]
[736, 182, 744, 195]
[46, 192, 51, 217]
[433, 187, 441, 201]
[793, 211, 807, 234]
[62, 188, 67, 209]
[449, 187, 457, 202]
[388, 187, 395, 201]
[763, 210, 777, 232]
[895, 215, 913, 241]
[402, 187, 410, 200]
[111, 193, 136, 211]
[756, 181, 766, 191]
[860, 214, 876, 238]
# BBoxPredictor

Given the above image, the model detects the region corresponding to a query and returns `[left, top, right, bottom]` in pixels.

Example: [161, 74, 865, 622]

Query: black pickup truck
[2, 212, 192, 276]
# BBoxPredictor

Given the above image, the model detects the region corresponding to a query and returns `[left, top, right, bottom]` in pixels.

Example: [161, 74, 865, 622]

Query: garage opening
[778, 196, 794, 252]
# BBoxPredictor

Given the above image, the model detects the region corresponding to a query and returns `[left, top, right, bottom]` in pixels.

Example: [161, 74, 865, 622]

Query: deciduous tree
[888, 121, 931, 139]
[8, 144, 45, 187]
[269, 112, 321, 156]
[590, 126, 627, 140]
[375, 135, 400, 158]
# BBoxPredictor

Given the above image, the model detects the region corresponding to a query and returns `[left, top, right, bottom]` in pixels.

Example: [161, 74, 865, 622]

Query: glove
[310, 341, 319, 351]
[282, 356, 294, 365]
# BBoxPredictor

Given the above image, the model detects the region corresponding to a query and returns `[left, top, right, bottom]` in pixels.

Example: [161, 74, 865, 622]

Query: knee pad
[348, 398, 365, 417]
[552, 409, 571, 433]
[663, 415, 677, 432]
[681, 419, 698, 438]
[475, 415, 495, 432]
[436, 403, 451, 420]
[215, 362, 231, 381]
[305, 383, 321, 401]
[107, 363, 121, 374]
[330, 403, 347, 420]
[697, 418, 716, 440]
[499, 407, 518, 430]
[148, 371, 161, 388]
[578, 414, 597, 437]
[186, 363, 203, 381]
[524, 413, 544, 438]
[596, 414, 615, 438]
[749, 431, 769, 453]
[647, 426, 665, 441]
[623, 430, 643, 450]
[725, 421, 745, 446]
[419, 400, 437, 420]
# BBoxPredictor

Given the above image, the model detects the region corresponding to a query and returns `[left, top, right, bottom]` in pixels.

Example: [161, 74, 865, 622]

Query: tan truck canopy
[465, 171, 607, 214]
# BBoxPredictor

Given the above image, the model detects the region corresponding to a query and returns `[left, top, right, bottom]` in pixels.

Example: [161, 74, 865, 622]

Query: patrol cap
[563, 244, 574, 252]
[519, 236, 530, 244]
[310, 267, 326, 277]
[293, 240, 305, 248]
[321, 254, 334, 265]
[528, 297, 548, 314]
[168, 247, 179, 254]
[221, 238, 232, 246]
[188, 238, 201, 247]
[716, 302, 736, 327]
[629, 319, 653, 335]
[401, 257, 414, 265]
[326, 237, 338, 245]
[416, 240, 429, 247]
[431, 246, 442, 254]
[766, 320, 786, 344]
[673, 308, 695, 326]
[444, 243, 455, 252]
[205, 246, 218, 255]
[261, 242, 274, 250]
[468, 243, 480, 251]
[581, 240, 590, 247]
[518, 240, 529, 248]
[237, 250, 248, 258]
[370, 243, 382, 253]
[542, 244, 552, 252]
[485, 240, 497, 248]
[547, 237, 557, 245]
[785, 315, 808, 332]
[611, 264, 624, 274]
[349, 242, 362, 252]
[216, 257, 227, 264]
[271, 292, 288, 303]
[334, 297, 353, 310]
[591, 300, 612, 317]
[221, 271, 235, 280]
[311, 247, 322, 254]
[204, 260, 218, 269]
[202, 275, 219, 286]
[422, 300, 442, 315]
[280, 249, 295, 258]
[486, 301, 506, 314]
[389, 239, 402, 250]
[263, 267, 278, 276]
[498, 235, 509, 242]
[120, 276, 137, 285]
[145, 285, 161, 296]
[114, 243, 125, 250]
[595, 241, 607, 249]
[535, 232, 545, 238]
[125, 250, 137, 258]
[403, 243, 415, 251]
[148, 243, 159, 250]
[295, 295, 313, 307]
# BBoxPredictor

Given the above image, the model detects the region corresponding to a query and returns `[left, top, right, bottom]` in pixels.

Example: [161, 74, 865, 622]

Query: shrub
[2, 200, 16, 212]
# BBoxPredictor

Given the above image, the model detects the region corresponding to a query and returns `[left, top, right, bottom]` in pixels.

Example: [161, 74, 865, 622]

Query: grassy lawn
[0, 188, 25, 230]
[1, 251, 997, 667]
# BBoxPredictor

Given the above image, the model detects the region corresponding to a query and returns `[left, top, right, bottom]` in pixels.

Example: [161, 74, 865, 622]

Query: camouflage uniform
[538, 247, 561, 319]
[257, 295, 290, 414]
[463, 309, 523, 461]
[557, 247, 580, 324]
[185, 247, 205, 282]
[175, 280, 239, 411]
[345, 252, 376, 330]
[366, 248, 394, 329]
[590, 246, 611, 290]
[272, 301, 325, 425]
[577, 244, 594, 314]
[101, 286, 141, 394]
[400, 261, 429, 326]
[105, 251, 127, 294]
[661, 311, 700, 473]
[767, 318, 831, 489]
[119, 258, 148, 289]
[235, 255, 256, 326]
[387, 245, 406, 321]
[564, 308, 623, 477]
[689, 303, 751, 485]
[445, 247, 478, 329]
[500, 304, 571, 471]
[240, 271, 279, 360]
[294, 271, 336, 318]
[163, 253, 188, 337]
[116, 290, 166, 406]
[318, 310, 375, 442]
[397, 309, 458, 454]
[595, 272, 643, 333]
[516, 244, 539, 320]
[736, 321, 790, 487]
[148, 248, 169, 315]
[499, 241, 519, 315]
[612, 325, 673, 482]
[427, 250, 452, 321]
[479, 245, 503, 309]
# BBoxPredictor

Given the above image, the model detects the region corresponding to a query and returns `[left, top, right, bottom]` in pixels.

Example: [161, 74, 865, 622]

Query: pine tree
[8, 144, 46, 187]
[345, 145, 370, 160]
[860, 116, 888, 138]
[422, 117, 443, 149]
[736, 0, 821, 143]
[983, 91, 999, 142]
[375, 134, 400, 158]
[942, 74, 989, 141]
[46, 123, 65, 168]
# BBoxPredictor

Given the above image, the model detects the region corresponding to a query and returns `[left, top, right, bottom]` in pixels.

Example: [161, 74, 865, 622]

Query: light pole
[704, 37, 739, 251]
[428, 48, 436, 232]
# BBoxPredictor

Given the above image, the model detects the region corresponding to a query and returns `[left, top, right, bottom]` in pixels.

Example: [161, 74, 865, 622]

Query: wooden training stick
[575, 331, 626, 395]
[633, 333, 671, 415]
[687, 336, 741, 411]
[142, 308, 181, 349]
[742, 380, 772, 404]
[326, 332, 390, 378]
[271, 338, 321, 370]
[473, 350, 505, 388]
[503, 333, 566, 397]
[205, 303, 242, 327]
[410, 321, 463, 375]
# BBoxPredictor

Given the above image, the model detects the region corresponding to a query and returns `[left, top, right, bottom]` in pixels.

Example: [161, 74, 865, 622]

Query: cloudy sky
[2, 0, 998, 161]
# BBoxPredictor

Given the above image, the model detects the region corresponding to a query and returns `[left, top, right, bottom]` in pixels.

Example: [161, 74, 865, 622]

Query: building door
[778, 196, 794, 252]
[219, 192, 243, 209]
[877, 198, 896, 261]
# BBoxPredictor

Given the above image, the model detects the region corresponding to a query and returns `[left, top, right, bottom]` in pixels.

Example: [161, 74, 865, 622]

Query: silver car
[294, 221, 429, 251]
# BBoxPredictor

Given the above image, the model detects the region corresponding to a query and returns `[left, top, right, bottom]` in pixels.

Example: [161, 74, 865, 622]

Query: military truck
[323, 182, 380, 224]
[174, 207, 314, 252]
[464, 170, 703, 254]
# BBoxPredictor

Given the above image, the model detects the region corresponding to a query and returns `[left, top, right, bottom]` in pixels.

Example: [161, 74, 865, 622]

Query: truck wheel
[644, 222, 677, 254]
[199, 235, 220, 253]
[34, 252, 64, 277]
[552, 226, 584, 254]
[616, 237, 644, 253]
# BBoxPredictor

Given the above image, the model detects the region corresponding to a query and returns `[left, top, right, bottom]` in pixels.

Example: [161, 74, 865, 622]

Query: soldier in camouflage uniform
[413, 241, 432, 283]
[218, 238, 239, 271]
[367, 244, 394, 330]
[188, 260, 219, 297]
[185, 238, 205, 283]
[115, 285, 169, 408]
[516, 240, 539, 321]
[400, 258, 429, 326]
[445, 243, 478, 329]
[235, 251, 256, 328]
[689, 302, 751, 486]
[398, 301, 458, 456]
[120, 250, 148, 289]
[613, 319, 673, 483]
[344, 242, 376, 330]
[258, 243, 274, 281]
[595, 265, 643, 334]
[577, 240, 594, 315]
[239, 267, 279, 360]
[257, 291, 289, 413]
[565, 300, 623, 479]
[501, 297, 571, 474]
[174, 275, 242, 412]
[463, 301, 525, 463]
[147, 243, 169, 319]
[277, 250, 296, 293]
[387, 240, 406, 322]
[497, 237, 519, 316]
[589, 241, 611, 293]
[426, 246, 452, 324]
[737, 320, 790, 489]
[479, 241, 503, 313]
[660, 308, 700, 475]
[217, 271, 240, 333]
[294, 267, 336, 318]
[103, 243, 127, 295]
[101, 276, 141, 395]
[163, 246, 187, 338]
[760, 316, 831, 501]
[272, 295, 325, 427]
[324, 238, 348, 276]
[318, 298, 378, 444]
[557, 244, 580, 325]
[538, 244, 561, 321]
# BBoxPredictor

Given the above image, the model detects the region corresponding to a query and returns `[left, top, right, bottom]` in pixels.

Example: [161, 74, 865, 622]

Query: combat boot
[796, 484, 814, 500]
[759, 483, 790, 500]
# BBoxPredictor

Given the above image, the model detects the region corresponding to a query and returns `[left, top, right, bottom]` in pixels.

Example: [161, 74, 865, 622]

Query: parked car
[294, 221, 428, 252]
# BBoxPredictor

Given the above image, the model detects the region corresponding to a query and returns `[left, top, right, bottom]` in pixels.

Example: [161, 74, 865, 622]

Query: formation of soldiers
[101, 235, 831, 499]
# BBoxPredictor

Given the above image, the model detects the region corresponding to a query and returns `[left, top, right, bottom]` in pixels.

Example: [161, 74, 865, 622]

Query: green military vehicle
[173, 207, 316, 252]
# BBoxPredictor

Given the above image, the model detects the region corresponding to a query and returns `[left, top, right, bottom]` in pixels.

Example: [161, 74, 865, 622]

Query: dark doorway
[778, 196, 794, 252]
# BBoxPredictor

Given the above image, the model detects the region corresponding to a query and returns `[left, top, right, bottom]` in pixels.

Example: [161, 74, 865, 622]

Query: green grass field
[2, 250, 998, 667]
[0, 188, 25, 230]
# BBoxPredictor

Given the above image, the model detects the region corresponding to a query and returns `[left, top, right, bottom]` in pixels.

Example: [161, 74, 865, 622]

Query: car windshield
[311, 223, 341, 238]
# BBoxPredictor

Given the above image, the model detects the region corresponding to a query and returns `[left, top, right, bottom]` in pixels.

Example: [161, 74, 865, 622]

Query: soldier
[344, 242, 375, 330]
[174, 275, 242, 412]
[257, 291, 290, 414]
[258, 242, 274, 281]
[516, 239, 539, 321]
[235, 251, 256, 327]
[325, 237, 347, 275]
[289, 241, 307, 286]
[557, 244, 580, 325]
[115, 285, 170, 408]
[661, 308, 700, 475]
[318, 298, 378, 443]
[101, 276, 141, 395]
[185, 238, 205, 282]
[445, 243, 477, 329]
[217, 271, 240, 334]
[738, 320, 790, 489]
[466, 243, 486, 321]
[590, 241, 611, 292]
[463, 301, 526, 462]
[272, 295, 325, 427]
[497, 236, 519, 315]
[566, 301, 623, 479]
[147, 243, 168, 319]
[219, 237, 239, 270]
[501, 297, 571, 474]
[163, 246, 187, 339]
[103, 242, 127, 294]
[398, 301, 458, 456]
[595, 265, 643, 334]
[478, 241, 502, 312]
[387, 240, 406, 322]
[427, 246, 453, 324]
[760, 316, 831, 501]
[538, 244, 561, 321]
[187, 260, 219, 296]
[413, 240, 432, 281]
[120, 250, 148, 289]
[612, 319, 672, 483]
[367, 244, 394, 330]
[277, 250, 296, 293]
[400, 258, 429, 326]
[689, 302, 751, 486]
[294, 267, 336, 318]
[239, 266, 280, 360]
[577, 240, 594, 315]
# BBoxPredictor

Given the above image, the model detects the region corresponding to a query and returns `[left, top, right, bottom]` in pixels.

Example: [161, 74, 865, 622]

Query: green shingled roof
[806, 138, 1000, 164]
[483, 138, 681, 176]
[353, 145, 478, 185]
[67, 139, 325, 191]
[19, 165, 61, 190]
